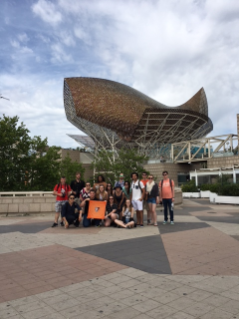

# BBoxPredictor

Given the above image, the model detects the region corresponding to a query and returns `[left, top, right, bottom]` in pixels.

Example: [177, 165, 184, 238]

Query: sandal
[154, 223, 158, 226]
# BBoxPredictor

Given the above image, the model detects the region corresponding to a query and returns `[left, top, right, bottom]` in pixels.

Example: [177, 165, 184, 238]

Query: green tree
[92, 148, 149, 183]
[0, 115, 61, 191]
[27, 137, 61, 191]
[0, 115, 32, 191]
[60, 153, 85, 184]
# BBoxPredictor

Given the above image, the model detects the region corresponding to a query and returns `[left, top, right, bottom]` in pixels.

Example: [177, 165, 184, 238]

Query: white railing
[0, 191, 53, 197]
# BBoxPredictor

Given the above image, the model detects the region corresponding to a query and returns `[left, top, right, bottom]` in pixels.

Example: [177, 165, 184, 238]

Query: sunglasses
[148, 177, 153, 179]
[163, 174, 168, 176]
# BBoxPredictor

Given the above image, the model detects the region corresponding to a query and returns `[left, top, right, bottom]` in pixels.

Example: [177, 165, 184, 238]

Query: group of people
[51, 170, 175, 229]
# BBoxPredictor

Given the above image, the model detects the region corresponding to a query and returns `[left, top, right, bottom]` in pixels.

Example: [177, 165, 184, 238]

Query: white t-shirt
[131, 180, 144, 201]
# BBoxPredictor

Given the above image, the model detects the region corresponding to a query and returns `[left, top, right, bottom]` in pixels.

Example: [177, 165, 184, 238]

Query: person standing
[141, 172, 150, 224]
[70, 172, 85, 205]
[93, 175, 107, 191]
[114, 173, 125, 189]
[130, 172, 145, 226]
[159, 171, 175, 225]
[122, 181, 131, 199]
[145, 175, 159, 226]
[52, 176, 71, 227]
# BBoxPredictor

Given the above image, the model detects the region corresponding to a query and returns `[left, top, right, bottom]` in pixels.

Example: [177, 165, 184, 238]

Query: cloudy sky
[0, 0, 239, 148]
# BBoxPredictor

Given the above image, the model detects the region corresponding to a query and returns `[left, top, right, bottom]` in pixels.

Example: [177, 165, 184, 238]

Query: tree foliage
[92, 148, 149, 183]
[60, 153, 85, 184]
[0, 115, 85, 191]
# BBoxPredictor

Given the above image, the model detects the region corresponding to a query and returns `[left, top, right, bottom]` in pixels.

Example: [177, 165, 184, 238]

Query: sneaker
[60, 221, 64, 227]
[163, 221, 167, 225]
[51, 222, 58, 228]
[140, 224, 144, 227]
[74, 220, 79, 227]
[170, 221, 174, 225]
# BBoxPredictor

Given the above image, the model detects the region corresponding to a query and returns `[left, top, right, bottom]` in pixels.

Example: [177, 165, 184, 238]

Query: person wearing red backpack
[159, 171, 175, 225]
[52, 176, 72, 227]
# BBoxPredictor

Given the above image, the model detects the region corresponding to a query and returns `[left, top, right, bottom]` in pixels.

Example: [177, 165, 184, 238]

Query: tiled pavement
[0, 199, 239, 318]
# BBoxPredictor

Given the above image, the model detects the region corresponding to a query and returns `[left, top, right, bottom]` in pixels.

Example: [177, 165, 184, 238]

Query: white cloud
[18, 33, 29, 43]
[32, 0, 62, 26]
[2, 0, 239, 150]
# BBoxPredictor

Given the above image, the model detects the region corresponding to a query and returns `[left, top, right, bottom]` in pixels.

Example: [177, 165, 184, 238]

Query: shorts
[55, 200, 67, 213]
[147, 198, 156, 204]
[107, 213, 119, 220]
[131, 200, 143, 211]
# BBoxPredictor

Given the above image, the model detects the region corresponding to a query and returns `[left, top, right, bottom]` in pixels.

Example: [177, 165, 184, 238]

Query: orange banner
[87, 200, 106, 219]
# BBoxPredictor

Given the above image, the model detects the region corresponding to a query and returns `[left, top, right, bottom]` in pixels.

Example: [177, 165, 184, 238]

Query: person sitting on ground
[114, 199, 136, 228]
[113, 185, 126, 218]
[61, 194, 82, 229]
[80, 189, 100, 227]
[106, 183, 113, 197]
[104, 195, 118, 227]
[96, 184, 108, 201]
[93, 175, 107, 191]
[52, 176, 72, 228]
[80, 181, 91, 202]
[114, 173, 125, 189]
[146, 175, 159, 226]
[122, 181, 131, 199]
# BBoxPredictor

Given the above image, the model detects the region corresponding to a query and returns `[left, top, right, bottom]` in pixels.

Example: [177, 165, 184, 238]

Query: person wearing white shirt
[130, 172, 145, 226]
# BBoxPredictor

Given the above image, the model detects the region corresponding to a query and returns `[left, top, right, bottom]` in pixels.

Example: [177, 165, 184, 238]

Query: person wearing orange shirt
[159, 171, 175, 225]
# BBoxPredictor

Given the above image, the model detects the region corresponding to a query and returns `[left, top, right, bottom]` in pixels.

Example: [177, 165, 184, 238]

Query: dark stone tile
[197, 216, 239, 224]
[75, 235, 172, 275]
[0, 222, 51, 234]
[158, 222, 210, 234]
[231, 236, 239, 242]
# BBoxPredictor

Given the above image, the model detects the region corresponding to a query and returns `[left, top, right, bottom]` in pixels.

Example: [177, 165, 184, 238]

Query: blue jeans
[83, 214, 100, 227]
[162, 198, 174, 222]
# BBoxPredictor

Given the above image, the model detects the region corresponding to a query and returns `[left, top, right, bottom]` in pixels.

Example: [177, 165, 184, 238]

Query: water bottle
[171, 202, 174, 211]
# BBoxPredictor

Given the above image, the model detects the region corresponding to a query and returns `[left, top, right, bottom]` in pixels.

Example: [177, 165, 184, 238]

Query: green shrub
[199, 182, 239, 196]
[199, 184, 211, 191]
[219, 184, 239, 196]
[181, 180, 199, 192]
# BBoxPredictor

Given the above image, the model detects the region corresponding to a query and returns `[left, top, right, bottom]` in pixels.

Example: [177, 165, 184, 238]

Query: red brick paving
[0, 244, 127, 302]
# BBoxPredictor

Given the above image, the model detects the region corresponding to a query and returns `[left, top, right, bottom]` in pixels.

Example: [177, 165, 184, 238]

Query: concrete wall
[0, 191, 182, 215]
[144, 162, 202, 186]
[207, 156, 239, 168]
[0, 196, 55, 215]
[60, 149, 81, 162]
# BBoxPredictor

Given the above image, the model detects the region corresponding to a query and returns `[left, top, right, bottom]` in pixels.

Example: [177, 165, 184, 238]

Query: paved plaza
[0, 199, 239, 319]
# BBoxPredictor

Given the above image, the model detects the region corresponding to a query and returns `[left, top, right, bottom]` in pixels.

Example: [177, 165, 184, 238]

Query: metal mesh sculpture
[64, 77, 213, 157]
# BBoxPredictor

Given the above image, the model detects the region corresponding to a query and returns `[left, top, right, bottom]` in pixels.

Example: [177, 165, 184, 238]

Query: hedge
[200, 183, 239, 196]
